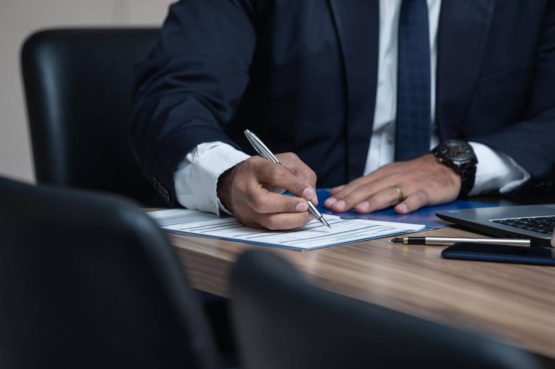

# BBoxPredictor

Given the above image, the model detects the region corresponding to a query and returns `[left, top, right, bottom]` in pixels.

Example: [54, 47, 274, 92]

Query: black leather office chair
[21, 28, 160, 204]
[0, 177, 220, 369]
[230, 250, 541, 369]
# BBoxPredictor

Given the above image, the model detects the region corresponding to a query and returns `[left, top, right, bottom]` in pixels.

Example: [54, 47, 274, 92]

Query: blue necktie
[394, 0, 431, 161]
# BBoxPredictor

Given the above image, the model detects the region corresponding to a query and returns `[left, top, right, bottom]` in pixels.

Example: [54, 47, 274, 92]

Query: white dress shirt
[174, 0, 530, 215]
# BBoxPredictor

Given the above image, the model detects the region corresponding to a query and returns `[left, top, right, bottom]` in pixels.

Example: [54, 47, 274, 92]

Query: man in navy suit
[131, 0, 555, 230]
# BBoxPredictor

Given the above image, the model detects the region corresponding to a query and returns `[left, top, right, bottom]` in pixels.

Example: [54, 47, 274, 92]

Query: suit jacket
[131, 0, 555, 205]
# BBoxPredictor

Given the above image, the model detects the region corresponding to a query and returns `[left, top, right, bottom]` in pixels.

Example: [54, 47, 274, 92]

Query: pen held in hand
[244, 129, 331, 228]
[391, 236, 531, 247]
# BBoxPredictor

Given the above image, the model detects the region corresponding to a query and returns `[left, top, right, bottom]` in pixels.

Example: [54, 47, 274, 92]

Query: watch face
[441, 140, 475, 161]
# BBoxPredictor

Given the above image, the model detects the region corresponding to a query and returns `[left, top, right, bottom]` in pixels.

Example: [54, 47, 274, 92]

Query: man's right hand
[217, 153, 318, 230]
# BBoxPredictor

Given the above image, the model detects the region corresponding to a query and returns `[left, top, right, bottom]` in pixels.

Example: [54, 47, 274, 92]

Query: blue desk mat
[315, 189, 500, 230]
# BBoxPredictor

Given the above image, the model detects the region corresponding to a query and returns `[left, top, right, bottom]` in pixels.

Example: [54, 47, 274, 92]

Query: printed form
[149, 209, 425, 251]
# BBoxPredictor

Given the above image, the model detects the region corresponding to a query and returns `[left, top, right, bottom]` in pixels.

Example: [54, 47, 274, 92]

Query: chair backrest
[21, 28, 159, 204]
[230, 250, 541, 369]
[0, 177, 219, 369]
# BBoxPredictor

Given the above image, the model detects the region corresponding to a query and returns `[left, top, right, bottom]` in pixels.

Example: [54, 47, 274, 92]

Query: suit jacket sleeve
[130, 0, 256, 204]
[472, 2, 555, 194]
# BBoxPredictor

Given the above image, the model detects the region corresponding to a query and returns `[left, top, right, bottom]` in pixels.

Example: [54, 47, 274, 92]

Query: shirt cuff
[469, 141, 531, 196]
[174, 142, 250, 216]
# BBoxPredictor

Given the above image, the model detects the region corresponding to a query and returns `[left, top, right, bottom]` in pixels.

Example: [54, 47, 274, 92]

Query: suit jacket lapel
[328, 0, 379, 180]
[436, 0, 496, 139]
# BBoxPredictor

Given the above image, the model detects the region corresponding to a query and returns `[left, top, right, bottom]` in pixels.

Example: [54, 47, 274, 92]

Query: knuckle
[262, 217, 281, 231]
[366, 196, 379, 209]
[288, 199, 302, 213]
[249, 194, 267, 213]
[414, 190, 428, 205]
[268, 169, 283, 185]
[306, 168, 317, 183]
[283, 152, 299, 160]
[236, 213, 258, 229]
[247, 155, 261, 166]
[243, 219, 258, 229]
[347, 178, 364, 188]
[277, 152, 294, 164]
[342, 195, 358, 208]
[417, 191, 428, 204]
[389, 194, 401, 207]
[245, 189, 260, 208]
[243, 157, 260, 173]
[259, 164, 277, 181]
[389, 174, 403, 184]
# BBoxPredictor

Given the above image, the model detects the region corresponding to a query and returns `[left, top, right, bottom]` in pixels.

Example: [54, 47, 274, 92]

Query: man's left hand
[324, 154, 461, 214]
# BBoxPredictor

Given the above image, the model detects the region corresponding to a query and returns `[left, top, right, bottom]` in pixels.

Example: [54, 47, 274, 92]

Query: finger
[325, 181, 367, 210]
[325, 172, 388, 209]
[302, 187, 318, 205]
[333, 164, 399, 197]
[246, 187, 310, 214]
[327, 185, 370, 212]
[258, 211, 312, 231]
[395, 190, 429, 214]
[335, 176, 372, 197]
[354, 186, 403, 213]
[328, 177, 398, 212]
[256, 161, 315, 201]
[278, 153, 318, 203]
[326, 185, 345, 208]
[278, 153, 317, 185]
[330, 185, 344, 195]
[324, 178, 368, 209]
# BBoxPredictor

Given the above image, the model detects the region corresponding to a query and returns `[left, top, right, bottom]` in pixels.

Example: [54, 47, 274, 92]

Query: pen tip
[390, 237, 403, 244]
[322, 218, 331, 229]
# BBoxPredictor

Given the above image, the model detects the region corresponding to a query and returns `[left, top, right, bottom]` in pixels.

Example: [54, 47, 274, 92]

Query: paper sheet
[149, 209, 425, 251]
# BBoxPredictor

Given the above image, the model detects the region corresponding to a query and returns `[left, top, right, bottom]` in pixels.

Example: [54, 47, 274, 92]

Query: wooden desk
[169, 226, 555, 362]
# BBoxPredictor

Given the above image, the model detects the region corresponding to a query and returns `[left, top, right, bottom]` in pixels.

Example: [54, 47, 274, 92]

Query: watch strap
[432, 141, 477, 197]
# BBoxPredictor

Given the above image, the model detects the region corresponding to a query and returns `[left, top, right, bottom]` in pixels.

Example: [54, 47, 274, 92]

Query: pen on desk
[244, 129, 331, 229]
[390, 236, 531, 247]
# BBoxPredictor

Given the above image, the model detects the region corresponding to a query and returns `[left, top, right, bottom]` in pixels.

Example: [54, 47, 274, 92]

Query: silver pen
[390, 236, 531, 247]
[244, 129, 331, 228]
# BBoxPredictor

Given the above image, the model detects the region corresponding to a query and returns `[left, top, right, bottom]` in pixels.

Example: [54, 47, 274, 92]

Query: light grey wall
[0, 0, 174, 182]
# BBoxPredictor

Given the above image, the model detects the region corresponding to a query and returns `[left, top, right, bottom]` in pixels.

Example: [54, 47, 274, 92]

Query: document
[149, 209, 425, 251]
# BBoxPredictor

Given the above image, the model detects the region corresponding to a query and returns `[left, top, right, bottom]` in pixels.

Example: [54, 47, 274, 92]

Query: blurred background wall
[0, 0, 174, 182]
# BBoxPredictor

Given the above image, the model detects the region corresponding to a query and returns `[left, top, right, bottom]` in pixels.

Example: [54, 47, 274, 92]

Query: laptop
[436, 204, 555, 247]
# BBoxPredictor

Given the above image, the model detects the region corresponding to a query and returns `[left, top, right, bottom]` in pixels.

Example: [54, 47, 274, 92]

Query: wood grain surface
[168, 226, 555, 361]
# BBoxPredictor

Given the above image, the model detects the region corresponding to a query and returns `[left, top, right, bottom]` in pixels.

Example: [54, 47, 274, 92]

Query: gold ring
[392, 186, 404, 203]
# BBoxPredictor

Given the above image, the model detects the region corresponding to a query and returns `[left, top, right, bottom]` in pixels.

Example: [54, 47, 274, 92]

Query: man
[131, 0, 555, 230]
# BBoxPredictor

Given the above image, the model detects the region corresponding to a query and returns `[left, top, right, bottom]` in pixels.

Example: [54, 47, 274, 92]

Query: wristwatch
[432, 139, 478, 197]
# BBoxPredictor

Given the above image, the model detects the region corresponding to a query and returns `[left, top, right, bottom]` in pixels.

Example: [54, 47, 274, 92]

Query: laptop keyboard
[492, 216, 555, 235]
